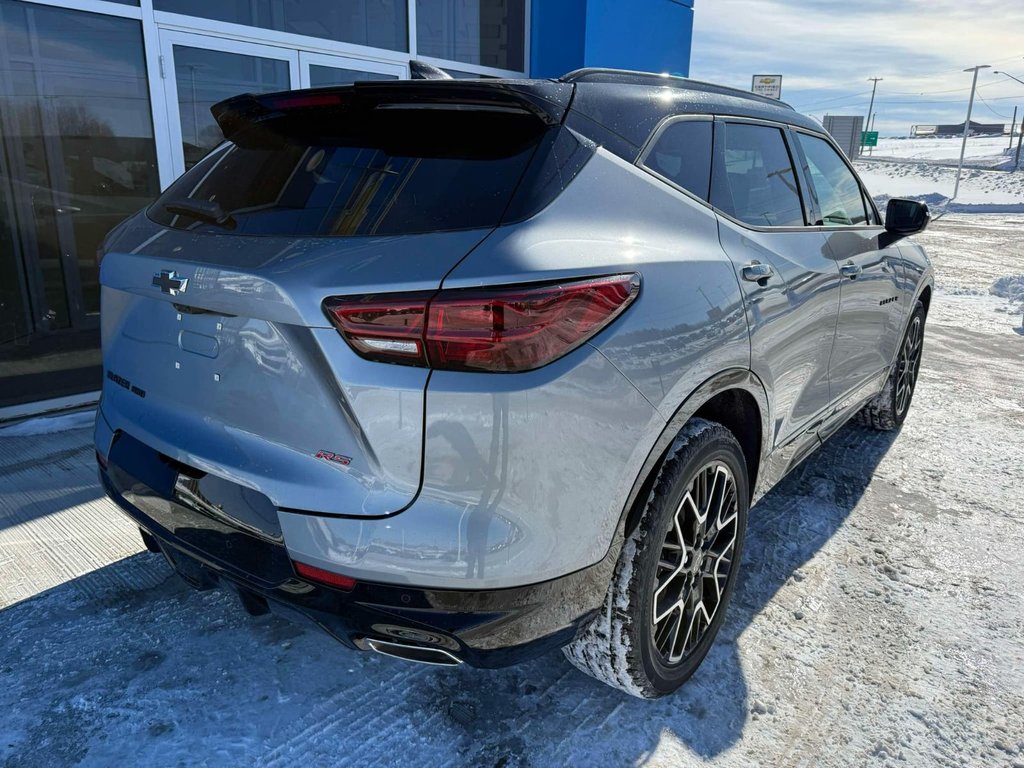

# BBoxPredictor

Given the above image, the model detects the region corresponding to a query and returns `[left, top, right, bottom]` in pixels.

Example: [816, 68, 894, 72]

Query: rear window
[149, 108, 545, 237]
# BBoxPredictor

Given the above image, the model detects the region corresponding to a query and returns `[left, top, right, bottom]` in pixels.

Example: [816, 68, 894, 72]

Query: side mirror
[884, 198, 930, 239]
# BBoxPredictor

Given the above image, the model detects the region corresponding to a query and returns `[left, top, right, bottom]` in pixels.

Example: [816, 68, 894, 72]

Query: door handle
[840, 262, 863, 279]
[741, 261, 774, 283]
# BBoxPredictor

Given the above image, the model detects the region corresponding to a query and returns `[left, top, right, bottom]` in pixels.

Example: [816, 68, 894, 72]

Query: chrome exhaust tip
[365, 638, 463, 667]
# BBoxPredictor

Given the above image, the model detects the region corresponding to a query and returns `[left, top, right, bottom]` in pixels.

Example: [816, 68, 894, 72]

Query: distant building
[823, 116, 865, 159]
[912, 121, 1004, 137]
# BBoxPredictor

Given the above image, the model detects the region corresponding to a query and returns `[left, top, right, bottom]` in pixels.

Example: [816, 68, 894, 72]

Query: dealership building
[0, 0, 696, 415]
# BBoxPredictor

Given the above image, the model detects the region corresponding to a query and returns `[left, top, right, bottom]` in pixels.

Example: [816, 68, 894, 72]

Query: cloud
[690, 0, 1024, 135]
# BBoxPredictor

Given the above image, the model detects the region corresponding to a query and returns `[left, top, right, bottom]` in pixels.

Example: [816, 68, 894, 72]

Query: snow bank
[990, 275, 1024, 308]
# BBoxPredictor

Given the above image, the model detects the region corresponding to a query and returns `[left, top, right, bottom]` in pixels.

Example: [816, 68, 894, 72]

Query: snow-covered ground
[856, 146, 1024, 212]
[867, 135, 1019, 169]
[1, 227, 1023, 763]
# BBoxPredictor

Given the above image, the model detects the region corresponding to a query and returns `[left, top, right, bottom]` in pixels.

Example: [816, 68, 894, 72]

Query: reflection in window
[0, 0, 159, 322]
[796, 133, 868, 226]
[155, 0, 407, 52]
[0, 0, 158, 406]
[416, 0, 525, 71]
[712, 123, 805, 228]
[171, 46, 291, 170]
[644, 120, 713, 202]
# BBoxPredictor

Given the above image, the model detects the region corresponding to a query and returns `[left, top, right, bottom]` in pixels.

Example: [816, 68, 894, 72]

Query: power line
[976, 92, 1013, 120]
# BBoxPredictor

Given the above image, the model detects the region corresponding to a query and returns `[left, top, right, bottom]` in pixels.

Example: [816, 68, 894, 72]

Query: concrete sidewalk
[0, 412, 158, 609]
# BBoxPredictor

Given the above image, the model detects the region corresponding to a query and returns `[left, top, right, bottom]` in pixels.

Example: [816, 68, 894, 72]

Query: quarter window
[711, 123, 805, 227]
[795, 133, 869, 226]
[643, 120, 713, 202]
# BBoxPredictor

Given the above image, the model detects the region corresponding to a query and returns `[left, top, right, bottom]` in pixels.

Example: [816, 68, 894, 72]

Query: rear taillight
[324, 274, 640, 373]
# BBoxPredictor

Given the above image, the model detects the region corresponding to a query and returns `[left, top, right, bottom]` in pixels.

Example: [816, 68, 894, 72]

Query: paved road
[1, 216, 1022, 767]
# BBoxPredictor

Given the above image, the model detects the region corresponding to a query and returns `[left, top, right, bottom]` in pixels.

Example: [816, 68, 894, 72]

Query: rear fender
[615, 368, 771, 546]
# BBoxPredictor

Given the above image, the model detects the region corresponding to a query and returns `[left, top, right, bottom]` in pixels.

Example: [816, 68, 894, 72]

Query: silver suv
[96, 69, 932, 698]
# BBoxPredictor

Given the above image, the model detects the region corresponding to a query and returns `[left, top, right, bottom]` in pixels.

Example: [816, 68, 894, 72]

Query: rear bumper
[98, 443, 615, 668]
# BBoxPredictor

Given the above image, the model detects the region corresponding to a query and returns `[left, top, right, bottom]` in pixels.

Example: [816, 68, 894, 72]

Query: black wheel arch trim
[610, 368, 771, 553]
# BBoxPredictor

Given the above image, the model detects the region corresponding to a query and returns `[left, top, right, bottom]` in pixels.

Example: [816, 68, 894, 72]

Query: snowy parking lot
[1, 213, 1023, 767]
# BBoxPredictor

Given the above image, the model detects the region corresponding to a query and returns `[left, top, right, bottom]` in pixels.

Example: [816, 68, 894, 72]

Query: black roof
[558, 67, 825, 151]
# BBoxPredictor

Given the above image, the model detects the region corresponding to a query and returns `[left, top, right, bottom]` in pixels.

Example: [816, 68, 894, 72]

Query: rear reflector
[324, 273, 640, 373]
[293, 561, 357, 591]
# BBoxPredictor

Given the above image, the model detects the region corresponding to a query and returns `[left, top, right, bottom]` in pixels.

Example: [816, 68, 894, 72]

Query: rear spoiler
[212, 81, 574, 142]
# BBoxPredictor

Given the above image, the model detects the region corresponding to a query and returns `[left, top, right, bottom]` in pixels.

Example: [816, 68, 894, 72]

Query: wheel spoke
[651, 461, 740, 667]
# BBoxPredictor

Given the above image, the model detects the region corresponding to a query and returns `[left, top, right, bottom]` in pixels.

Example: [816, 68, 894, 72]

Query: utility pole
[865, 77, 883, 155]
[869, 112, 878, 155]
[1010, 106, 1018, 151]
[1016, 119, 1023, 169]
[994, 71, 1024, 169]
[954, 65, 991, 200]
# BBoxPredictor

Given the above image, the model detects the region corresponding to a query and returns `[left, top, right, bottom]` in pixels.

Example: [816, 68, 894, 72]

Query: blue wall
[530, 0, 694, 79]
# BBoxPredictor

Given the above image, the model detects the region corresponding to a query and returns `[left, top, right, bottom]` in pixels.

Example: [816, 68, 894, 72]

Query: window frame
[788, 125, 883, 230]
[636, 112, 885, 233]
[709, 117, 813, 231]
[636, 114, 715, 205]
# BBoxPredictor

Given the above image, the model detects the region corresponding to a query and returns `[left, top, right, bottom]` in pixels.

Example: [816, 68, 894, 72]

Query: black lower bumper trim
[99, 438, 617, 668]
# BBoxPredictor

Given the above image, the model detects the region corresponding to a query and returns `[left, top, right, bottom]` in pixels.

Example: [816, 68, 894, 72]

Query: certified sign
[751, 75, 783, 100]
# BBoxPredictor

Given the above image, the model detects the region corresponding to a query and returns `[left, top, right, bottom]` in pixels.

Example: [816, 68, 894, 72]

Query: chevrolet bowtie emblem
[152, 269, 188, 296]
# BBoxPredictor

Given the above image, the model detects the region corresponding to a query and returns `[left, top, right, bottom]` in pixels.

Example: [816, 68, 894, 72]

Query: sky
[689, 0, 1024, 136]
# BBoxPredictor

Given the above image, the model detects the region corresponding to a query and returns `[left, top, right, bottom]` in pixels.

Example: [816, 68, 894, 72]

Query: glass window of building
[170, 46, 292, 170]
[416, 0, 525, 71]
[155, 0, 408, 52]
[0, 0, 159, 407]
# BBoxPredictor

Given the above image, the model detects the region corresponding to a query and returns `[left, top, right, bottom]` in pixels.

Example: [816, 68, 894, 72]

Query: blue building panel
[531, 0, 694, 79]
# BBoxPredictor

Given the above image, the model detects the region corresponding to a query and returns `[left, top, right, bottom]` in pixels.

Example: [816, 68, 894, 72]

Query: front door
[790, 130, 906, 403]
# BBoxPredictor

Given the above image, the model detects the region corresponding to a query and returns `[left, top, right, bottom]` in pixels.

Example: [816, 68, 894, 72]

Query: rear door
[711, 120, 842, 448]
[790, 130, 905, 404]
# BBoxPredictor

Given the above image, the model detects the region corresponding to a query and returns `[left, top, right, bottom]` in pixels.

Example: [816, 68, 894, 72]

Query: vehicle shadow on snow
[0, 424, 899, 767]
[421, 422, 901, 765]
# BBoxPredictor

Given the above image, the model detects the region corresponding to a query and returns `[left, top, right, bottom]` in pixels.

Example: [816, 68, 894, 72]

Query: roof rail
[559, 68, 795, 111]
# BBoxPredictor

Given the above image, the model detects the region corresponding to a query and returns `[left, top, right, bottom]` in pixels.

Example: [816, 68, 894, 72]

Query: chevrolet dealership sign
[752, 75, 783, 100]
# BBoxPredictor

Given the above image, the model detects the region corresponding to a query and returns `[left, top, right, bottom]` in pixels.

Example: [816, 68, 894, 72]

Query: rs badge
[315, 450, 352, 466]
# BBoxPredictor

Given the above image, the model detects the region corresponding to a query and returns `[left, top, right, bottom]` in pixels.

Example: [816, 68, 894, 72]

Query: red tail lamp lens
[293, 561, 357, 591]
[324, 273, 640, 372]
[323, 293, 432, 366]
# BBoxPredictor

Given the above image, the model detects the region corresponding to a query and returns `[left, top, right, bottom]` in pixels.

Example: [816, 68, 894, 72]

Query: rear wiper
[161, 198, 236, 230]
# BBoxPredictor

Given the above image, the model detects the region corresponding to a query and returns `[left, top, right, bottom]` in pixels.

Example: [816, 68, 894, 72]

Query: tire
[563, 419, 749, 699]
[856, 300, 926, 431]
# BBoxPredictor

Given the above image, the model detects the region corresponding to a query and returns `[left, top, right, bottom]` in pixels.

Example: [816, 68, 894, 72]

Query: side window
[711, 123, 805, 227]
[642, 119, 713, 201]
[795, 133, 869, 226]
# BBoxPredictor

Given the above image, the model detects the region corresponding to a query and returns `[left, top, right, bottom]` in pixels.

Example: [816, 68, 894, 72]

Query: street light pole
[992, 71, 1024, 170]
[954, 65, 991, 200]
[865, 77, 883, 156]
[1010, 106, 1018, 151]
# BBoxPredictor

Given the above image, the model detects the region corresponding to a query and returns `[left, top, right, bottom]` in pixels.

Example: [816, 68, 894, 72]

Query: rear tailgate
[98, 80, 573, 520]
[98, 228, 493, 517]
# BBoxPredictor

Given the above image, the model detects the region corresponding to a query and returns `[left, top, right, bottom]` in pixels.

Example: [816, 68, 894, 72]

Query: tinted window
[150, 109, 543, 237]
[644, 120, 713, 202]
[712, 123, 805, 227]
[796, 133, 868, 226]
